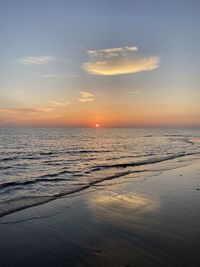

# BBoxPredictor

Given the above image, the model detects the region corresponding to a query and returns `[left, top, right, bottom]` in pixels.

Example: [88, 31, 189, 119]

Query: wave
[163, 134, 184, 137]
[0, 169, 146, 218]
[0, 166, 11, 170]
[39, 151, 56, 156]
[0, 168, 87, 191]
[90, 152, 198, 171]
[0, 177, 69, 190]
[1, 152, 198, 192]
[0, 149, 112, 163]
[38, 169, 70, 179]
[0, 151, 199, 218]
[0, 155, 40, 162]
[38, 149, 111, 156]
[0, 156, 19, 162]
[106, 153, 156, 161]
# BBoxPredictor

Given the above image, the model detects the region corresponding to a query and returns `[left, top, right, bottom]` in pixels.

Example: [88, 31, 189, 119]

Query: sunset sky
[0, 0, 200, 127]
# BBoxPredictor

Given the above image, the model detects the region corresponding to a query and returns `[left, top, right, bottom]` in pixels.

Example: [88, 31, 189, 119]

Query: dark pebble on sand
[93, 249, 102, 254]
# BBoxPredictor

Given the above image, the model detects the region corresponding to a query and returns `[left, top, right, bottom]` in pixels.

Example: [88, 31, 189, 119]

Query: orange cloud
[82, 46, 159, 76]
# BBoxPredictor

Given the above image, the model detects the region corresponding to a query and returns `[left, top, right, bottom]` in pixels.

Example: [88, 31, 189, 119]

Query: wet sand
[0, 160, 200, 267]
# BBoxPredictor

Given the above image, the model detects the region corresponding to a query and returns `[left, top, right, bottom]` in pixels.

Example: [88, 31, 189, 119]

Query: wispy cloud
[47, 100, 70, 107]
[0, 107, 52, 115]
[78, 91, 94, 102]
[129, 91, 141, 95]
[0, 100, 70, 117]
[21, 56, 58, 65]
[82, 46, 159, 76]
[42, 74, 79, 78]
[87, 46, 138, 57]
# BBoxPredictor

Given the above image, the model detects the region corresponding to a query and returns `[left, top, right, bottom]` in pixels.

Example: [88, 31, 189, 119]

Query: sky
[0, 0, 200, 127]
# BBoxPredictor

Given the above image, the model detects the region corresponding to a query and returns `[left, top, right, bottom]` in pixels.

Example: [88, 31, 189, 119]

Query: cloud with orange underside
[82, 46, 159, 76]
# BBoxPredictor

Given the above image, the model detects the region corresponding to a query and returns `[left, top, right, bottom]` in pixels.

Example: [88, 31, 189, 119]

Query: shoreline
[1, 152, 199, 219]
[0, 159, 200, 266]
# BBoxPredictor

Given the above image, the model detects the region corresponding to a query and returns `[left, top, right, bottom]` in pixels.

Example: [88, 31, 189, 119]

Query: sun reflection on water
[88, 191, 160, 216]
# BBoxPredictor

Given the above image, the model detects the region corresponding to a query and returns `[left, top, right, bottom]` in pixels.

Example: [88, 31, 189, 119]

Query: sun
[95, 123, 99, 128]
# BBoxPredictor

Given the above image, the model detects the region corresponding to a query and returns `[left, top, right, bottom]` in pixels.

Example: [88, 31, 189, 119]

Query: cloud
[0, 101, 70, 118]
[129, 91, 141, 95]
[21, 56, 58, 65]
[87, 46, 138, 57]
[0, 107, 51, 115]
[43, 74, 79, 78]
[79, 91, 94, 98]
[78, 98, 94, 103]
[78, 91, 94, 102]
[47, 100, 70, 107]
[82, 46, 159, 76]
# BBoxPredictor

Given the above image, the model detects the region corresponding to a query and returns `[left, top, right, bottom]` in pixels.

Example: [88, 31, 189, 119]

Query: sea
[0, 127, 200, 217]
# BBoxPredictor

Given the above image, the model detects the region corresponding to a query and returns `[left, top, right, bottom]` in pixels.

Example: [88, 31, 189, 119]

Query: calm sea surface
[0, 128, 200, 217]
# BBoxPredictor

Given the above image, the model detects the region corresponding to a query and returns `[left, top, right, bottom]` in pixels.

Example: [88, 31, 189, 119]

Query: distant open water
[0, 128, 200, 217]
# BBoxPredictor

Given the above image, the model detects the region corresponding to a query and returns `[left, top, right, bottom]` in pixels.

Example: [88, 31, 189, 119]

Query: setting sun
[95, 123, 99, 128]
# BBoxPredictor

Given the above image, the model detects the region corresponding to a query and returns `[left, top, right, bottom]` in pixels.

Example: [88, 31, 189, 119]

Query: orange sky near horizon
[1, 96, 200, 128]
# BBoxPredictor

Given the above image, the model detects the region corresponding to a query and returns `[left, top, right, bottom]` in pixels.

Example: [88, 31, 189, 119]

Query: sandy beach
[0, 159, 200, 267]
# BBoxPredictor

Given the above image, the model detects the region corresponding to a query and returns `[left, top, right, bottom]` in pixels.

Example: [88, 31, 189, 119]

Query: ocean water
[0, 127, 200, 217]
